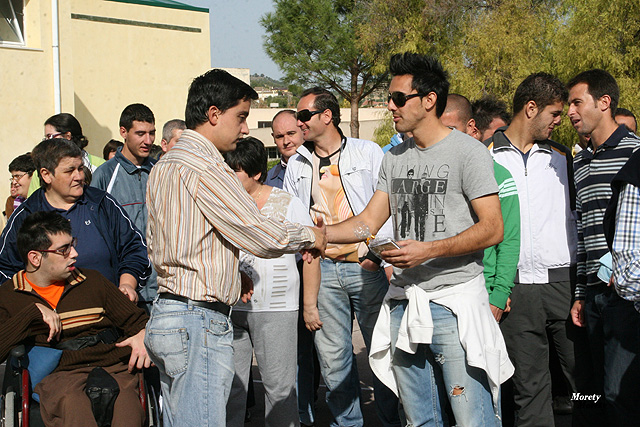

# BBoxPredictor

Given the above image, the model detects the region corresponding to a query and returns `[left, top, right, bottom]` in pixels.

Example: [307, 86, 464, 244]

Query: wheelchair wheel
[145, 380, 162, 427]
[2, 387, 17, 427]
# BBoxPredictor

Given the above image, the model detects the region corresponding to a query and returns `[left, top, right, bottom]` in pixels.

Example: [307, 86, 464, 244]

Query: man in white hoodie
[485, 73, 578, 427]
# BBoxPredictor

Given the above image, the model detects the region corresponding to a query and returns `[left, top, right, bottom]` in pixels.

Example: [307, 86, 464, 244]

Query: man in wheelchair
[0, 211, 151, 427]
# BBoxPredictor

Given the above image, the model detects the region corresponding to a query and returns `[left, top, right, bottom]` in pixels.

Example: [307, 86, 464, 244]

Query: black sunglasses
[296, 109, 324, 122]
[388, 92, 427, 107]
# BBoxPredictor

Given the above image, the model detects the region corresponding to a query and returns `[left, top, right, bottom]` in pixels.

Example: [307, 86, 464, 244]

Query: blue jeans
[314, 259, 399, 427]
[389, 300, 499, 427]
[144, 297, 234, 427]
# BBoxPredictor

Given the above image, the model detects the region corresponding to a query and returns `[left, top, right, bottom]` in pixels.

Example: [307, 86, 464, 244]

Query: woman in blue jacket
[0, 138, 150, 302]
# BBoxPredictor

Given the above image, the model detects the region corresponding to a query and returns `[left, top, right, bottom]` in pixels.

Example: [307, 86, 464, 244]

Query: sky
[180, 0, 283, 80]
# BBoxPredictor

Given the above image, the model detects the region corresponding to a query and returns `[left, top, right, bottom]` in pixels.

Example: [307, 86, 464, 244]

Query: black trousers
[584, 283, 640, 425]
[500, 281, 576, 427]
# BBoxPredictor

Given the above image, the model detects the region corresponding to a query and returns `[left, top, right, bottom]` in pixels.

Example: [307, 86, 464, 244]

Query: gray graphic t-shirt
[378, 129, 498, 291]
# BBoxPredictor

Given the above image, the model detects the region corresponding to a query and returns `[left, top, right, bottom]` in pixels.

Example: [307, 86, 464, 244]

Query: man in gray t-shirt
[379, 129, 497, 291]
[327, 53, 510, 426]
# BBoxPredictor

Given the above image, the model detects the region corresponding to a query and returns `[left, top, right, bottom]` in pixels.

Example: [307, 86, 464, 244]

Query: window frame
[0, 0, 25, 46]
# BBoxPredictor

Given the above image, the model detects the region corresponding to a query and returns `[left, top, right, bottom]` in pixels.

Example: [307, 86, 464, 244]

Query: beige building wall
[0, 0, 210, 224]
[0, 0, 58, 225]
[222, 67, 250, 85]
[70, 0, 210, 156]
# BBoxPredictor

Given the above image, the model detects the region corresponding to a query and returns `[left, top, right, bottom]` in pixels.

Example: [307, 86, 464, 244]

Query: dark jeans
[584, 283, 640, 425]
[500, 282, 576, 427]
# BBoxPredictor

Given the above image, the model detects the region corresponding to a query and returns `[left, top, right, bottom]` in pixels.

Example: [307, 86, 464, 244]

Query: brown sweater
[0, 268, 148, 371]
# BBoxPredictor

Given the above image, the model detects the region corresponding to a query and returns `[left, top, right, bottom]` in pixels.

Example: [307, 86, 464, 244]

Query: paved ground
[0, 322, 572, 426]
[245, 320, 573, 427]
[245, 319, 378, 427]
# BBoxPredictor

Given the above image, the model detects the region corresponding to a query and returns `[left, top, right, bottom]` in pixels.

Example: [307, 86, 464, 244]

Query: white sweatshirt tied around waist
[369, 274, 514, 407]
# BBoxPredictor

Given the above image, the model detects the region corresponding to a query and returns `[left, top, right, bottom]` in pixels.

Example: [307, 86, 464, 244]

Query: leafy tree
[372, 111, 397, 148]
[261, 0, 389, 138]
[265, 96, 289, 108]
[287, 83, 304, 98]
[358, 0, 609, 147]
[355, 0, 640, 147]
[553, 0, 640, 146]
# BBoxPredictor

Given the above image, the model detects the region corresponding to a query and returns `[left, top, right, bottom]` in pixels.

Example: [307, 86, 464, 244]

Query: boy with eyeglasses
[0, 211, 151, 427]
[326, 53, 513, 426]
[283, 87, 400, 427]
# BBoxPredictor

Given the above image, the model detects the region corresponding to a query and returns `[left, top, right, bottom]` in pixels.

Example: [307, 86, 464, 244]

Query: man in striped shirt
[568, 69, 640, 425]
[144, 69, 326, 427]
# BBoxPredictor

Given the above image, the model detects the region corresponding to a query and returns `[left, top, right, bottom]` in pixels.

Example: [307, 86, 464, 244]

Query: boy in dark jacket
[0, 211, 150, 427]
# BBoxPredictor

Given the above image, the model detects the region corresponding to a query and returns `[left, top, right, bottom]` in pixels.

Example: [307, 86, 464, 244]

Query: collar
[39, 186, 90, 212]
[594, 124, 629, 150]
[298, 137, 347, 161]
[580, 125, 629, 160]
[178, 129, 225, 162]
[114, 147, 154, 174]
[489, 129, 552, 153]
[13, 268, 86, 293]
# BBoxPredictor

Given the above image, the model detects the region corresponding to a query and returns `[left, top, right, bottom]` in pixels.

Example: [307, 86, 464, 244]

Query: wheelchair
[1, 345, 162, 427]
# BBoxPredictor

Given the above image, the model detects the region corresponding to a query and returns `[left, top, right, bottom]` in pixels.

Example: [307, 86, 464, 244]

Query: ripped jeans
[389, 300, 499, 427]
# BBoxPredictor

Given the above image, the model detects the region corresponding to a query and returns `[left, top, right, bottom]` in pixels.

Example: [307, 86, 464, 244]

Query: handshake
[302, 217, 327, 263]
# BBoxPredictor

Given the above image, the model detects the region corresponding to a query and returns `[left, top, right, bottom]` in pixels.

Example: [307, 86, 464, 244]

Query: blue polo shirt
[40, 193, 115, 284]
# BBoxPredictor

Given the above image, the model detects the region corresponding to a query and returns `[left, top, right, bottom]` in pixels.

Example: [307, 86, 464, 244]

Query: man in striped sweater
[568, 69, 640, 425]
[0, 211, 150, 427]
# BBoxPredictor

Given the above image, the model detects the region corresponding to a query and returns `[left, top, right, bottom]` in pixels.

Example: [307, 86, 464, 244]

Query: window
[0, 0, 24, 45]
[257, 121, 272, 129]
[266, 147, 278, 161]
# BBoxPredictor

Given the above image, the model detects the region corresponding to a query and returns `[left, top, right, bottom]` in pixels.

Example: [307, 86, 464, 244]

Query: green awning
[105, 0, 209, 13]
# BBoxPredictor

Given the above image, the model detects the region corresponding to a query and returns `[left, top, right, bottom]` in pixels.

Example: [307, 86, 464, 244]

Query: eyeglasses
[42, 132, 63, 141]
[9, 172, 28, 183]
[388, 92, 427, 107]
[37, 237, 77, 258]
[295, 109, 324, 122]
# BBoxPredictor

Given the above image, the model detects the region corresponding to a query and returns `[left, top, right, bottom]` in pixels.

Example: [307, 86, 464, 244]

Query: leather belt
[159, 293, 231, 316]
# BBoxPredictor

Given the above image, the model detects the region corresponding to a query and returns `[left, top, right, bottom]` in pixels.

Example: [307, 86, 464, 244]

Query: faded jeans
[144, 297, 234, 427]
[315, 259, 400, 427]
[389, 299, 499, 427]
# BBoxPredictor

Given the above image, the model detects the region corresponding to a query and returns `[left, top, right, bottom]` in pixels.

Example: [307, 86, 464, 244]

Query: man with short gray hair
[265, 110, 304, 188]
[161, 119, 186, 154]
[440, 93, 478, 136]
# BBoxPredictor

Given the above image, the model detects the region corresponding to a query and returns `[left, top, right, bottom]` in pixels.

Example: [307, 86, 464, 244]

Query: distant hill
[250, 74, 285, 89]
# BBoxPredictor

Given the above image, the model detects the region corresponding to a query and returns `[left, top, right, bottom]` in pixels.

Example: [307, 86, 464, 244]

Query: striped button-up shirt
[146, 130, 316, 306]
[574, 125, 640, 299]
